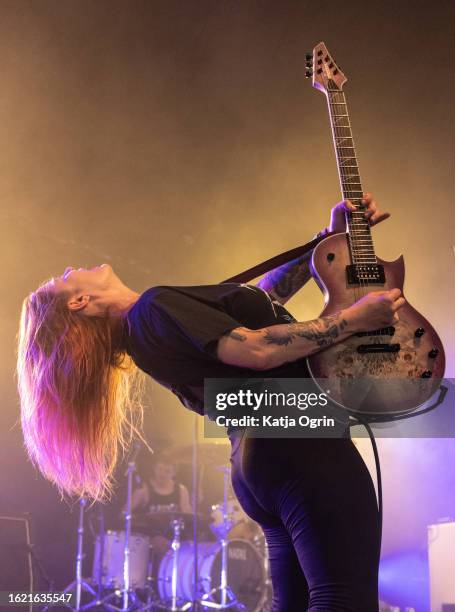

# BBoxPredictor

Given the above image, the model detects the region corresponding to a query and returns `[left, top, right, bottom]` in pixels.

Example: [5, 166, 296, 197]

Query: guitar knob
[415, 328, 425, 337]
[428, 348, 439, 358]
[421, 370, 432, 378]
[305, 70, 313, 78]
[305, 53, 313, 61]
[327, 252, 335, 262]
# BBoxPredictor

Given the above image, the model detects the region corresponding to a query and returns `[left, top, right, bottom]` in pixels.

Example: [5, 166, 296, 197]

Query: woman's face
[47, 263, 131, 315]
[153, 462, 176, 482]
[50, 264, 117, 295]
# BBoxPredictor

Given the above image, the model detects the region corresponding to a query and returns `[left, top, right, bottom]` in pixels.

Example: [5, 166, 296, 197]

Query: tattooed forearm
[217, 312, 354, 369]
[256, 252, 312, 304]
[263, 313, 348, 349]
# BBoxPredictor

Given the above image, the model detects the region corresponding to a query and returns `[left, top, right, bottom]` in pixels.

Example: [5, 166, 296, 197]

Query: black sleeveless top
[124, 283, 311, 418]
[146, 482, 180, 514]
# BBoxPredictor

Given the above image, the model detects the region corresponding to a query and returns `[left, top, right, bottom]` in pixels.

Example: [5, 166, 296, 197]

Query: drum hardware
[169, 519, 185, 611]
[47, 440, 271, 611]
[42, 490, 156, 611]
[158, 539, 265, 611]
[87, 501, 110, 607]
[154, 518, 191, 611]
[211, 500, 261, 544]
[253, 535, 273, 612]
[196, 466, 244, 610]
[155, 465, 254, 610]
[42, 497, 99, 611]
[207, 465, 272, 611]
[100, 442, 156, 612]
[214, 466, 237, 542]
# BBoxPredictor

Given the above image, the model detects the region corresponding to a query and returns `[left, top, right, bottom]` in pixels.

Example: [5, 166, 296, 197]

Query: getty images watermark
[203, 378, 352, 438]
[214, 387, 333, 430]
[203, 377, 454, 439]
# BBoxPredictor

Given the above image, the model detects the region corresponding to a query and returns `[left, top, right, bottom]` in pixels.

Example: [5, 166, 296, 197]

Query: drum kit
[50, 446, 272, 612]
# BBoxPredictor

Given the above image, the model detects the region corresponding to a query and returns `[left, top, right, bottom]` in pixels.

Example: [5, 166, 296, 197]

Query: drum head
[209, 539, 265, 610]
[92, 530, 151, 590]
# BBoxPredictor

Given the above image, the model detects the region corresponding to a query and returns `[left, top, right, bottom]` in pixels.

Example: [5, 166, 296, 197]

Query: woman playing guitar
[17, 188, 405, 610]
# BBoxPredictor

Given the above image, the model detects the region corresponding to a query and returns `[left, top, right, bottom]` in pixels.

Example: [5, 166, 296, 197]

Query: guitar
[305, 42, 445, 417]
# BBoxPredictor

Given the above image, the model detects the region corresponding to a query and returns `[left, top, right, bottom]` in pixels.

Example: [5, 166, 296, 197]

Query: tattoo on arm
[263, 313, 348, 349]
[256, 252, 312, 302]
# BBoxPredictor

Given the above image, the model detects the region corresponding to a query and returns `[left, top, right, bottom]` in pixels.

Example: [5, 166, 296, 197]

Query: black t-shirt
[124, 282, 311, 416]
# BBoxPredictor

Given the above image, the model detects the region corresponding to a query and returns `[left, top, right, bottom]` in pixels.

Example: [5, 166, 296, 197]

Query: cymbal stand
[42, 497, 98, 611]
[198, 467, 244, 611]
[102, 447, 143, 612]
[155, 517, 191, 611]
[256, 535, 272, 611]
[92, 504, 105, 604]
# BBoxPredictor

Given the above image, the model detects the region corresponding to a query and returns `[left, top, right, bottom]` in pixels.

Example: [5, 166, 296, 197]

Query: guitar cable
[348, 383, 448, 561]
[349, 417, 384, 553]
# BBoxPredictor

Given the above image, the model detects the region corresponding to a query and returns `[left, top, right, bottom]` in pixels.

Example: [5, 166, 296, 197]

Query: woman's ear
[67, 294, 90, 312]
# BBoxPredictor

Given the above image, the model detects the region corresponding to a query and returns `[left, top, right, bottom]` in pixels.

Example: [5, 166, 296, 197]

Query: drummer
[122, 451, 192, 569]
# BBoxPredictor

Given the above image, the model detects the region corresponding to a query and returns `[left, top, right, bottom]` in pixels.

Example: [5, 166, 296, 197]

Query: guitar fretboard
[326, 84, 377, 265]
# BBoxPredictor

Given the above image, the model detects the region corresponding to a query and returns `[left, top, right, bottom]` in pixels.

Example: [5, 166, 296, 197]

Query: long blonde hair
[16, 279, 145, 502]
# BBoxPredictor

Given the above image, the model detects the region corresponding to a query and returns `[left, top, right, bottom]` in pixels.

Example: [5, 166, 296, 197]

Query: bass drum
[158, 539, 266, 611]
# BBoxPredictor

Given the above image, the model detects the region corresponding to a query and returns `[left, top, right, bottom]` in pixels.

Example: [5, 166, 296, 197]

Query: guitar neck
[327, 87, 363, 202]
[326, 85, 377, 264]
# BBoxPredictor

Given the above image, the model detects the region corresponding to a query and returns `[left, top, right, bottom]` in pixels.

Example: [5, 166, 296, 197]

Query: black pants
[229, 432, 381, 612]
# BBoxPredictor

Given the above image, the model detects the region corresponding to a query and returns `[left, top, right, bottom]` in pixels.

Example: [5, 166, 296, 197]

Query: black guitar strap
[219, 231, 335, 284]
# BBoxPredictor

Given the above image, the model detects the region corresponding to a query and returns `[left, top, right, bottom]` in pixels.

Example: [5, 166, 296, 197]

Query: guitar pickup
[346, 264, 385, 285]
[356, 327, 395, 337]
[357, 343, 401, 354]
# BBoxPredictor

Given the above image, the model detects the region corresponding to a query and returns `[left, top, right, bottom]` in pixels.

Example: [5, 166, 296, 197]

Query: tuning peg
[305, 53, 312, 61]
[305, 70, 313, 78]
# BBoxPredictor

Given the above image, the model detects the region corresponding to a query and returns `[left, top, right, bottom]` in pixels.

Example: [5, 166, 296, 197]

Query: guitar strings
[326, 85, 363, 303]
[326, 86, 360, 301]
[333, 86, 369, 302]
[327, 83, 372, 301]
[338, 86, 374, 301]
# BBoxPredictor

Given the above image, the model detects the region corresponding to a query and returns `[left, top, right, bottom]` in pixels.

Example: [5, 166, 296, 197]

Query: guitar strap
[219, 231, 335, 284]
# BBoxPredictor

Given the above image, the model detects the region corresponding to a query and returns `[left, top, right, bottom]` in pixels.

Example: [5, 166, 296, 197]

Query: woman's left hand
[328, 192, 391, 234]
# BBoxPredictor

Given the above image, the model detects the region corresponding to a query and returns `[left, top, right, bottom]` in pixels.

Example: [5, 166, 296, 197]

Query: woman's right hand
[345, 289, 406, 333]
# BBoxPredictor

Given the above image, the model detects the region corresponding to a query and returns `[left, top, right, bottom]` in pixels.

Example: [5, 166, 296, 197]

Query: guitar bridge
[346, 264, 385, 285]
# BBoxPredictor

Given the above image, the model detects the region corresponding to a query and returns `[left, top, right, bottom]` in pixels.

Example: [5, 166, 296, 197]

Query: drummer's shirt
[145, 481, 181, 514]
[124, 282, 312, 422]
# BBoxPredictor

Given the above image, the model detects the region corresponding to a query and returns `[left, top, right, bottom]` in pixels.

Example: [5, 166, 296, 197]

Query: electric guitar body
[304, 43, 445, 417]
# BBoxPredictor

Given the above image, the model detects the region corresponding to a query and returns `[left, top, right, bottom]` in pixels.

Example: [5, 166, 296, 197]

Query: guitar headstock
[305, 42, 347, 95]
